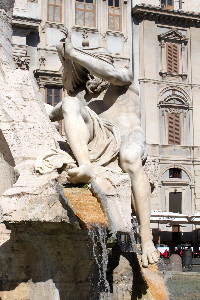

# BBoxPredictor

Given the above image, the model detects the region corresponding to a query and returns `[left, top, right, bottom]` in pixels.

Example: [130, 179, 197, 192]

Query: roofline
[132, 4, 200, 27]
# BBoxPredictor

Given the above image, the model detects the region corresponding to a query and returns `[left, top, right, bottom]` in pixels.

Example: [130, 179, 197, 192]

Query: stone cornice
[34, 69, 62, 87]
[139, 78, 200, 88]
[12, 14, 41, 29]
[132, 4, 200, 27]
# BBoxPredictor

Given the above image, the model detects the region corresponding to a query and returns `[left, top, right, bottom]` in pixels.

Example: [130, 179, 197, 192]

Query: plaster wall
[182, 0, 200, 12]
[190, 27, 200, 84]
[191, 87, 200, 147]
[141, 82, 159, 144]
[142, 20, 158, 80]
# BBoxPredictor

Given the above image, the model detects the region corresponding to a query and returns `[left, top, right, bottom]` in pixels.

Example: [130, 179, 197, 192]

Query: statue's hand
[63, 37, 74, 58]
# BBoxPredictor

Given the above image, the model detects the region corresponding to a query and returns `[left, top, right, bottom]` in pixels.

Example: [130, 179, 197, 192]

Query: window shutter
[168, 113, 181, 145]
[166, 42, 179, 74]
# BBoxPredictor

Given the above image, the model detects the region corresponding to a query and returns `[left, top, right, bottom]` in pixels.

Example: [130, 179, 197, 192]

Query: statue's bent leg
[119, 132, 159, 267]
[62, 96, 95, 184]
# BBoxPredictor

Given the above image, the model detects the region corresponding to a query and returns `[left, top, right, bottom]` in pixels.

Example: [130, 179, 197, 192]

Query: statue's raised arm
[57, 38, 133, 86]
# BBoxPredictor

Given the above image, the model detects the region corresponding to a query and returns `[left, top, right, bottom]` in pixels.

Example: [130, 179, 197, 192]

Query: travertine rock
[0, 223, 99, 300]
[93, 166, 132, 234]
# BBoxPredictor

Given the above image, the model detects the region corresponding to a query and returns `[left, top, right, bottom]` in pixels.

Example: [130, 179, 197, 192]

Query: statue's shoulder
[127, 82, 139, 96]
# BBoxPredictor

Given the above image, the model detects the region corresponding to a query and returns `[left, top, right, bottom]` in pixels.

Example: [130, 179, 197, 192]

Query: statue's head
[82, 47, 113, 94]
[62, 46, 113, 94]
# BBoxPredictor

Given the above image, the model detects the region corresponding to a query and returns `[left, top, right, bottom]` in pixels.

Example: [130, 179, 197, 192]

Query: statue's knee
[120, 146, 142, 172]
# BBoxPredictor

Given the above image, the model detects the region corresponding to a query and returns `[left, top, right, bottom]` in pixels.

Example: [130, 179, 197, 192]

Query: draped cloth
[87, 107, 121, 166]
[35, 107, 121, 174]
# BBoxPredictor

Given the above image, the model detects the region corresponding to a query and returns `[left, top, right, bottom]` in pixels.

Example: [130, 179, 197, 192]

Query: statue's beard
[86, 75, 110, 94]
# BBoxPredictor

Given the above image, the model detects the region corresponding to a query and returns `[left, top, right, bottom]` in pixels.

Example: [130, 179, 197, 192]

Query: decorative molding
[132, 4, 200, 27]
[161, 107, 187, 115]
[143, 157, 159, 197]
[159, 164, 193, 184]
[34, 69, 62, 88]
[39, 56, 46, 67]
[45, 21, 66, 30]
[14, 55, 30, 70]
[37, 46, 57, 52]
[72, 25, 98, 33]
[158, 86, 191, 105]
[159, 95, 189, 107]
[106, 30, 124, 37]
[159, 70, 188, 80]
[158, 28, 188, 44]
[101, 33, 106, 40]
[12, 14, 41, 29]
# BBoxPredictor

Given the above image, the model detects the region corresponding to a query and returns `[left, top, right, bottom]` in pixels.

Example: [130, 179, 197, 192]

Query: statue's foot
[141, 240, 159, 268]
[67, 164, 95, 184]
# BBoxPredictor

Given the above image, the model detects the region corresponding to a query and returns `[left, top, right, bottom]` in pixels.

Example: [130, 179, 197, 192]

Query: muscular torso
[86, 83, 141, 136]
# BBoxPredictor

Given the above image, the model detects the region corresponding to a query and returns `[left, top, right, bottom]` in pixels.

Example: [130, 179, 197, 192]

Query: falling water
[130, 215, 141, 255]
[88, 224, 111, 300]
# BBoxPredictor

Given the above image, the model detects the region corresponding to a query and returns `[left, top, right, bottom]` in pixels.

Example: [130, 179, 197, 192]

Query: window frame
[47, 0, 62, 23]
[158, 28, 188, 80]
[45, 86, 62, 107]
[108, 0, 122, 32]
[45, 86, 63, 134]
[169, 168, 182, 179]
[75, 0, 96, 28]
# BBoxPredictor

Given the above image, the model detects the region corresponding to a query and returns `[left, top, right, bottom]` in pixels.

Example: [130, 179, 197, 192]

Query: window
[158, 29, 188, 80]
[75, 0, 95, 27]
[47, 0, 62, 23]
[166, 42, 179, 74]
[161, 0, 174, 10]
[108, 0, 121, 31]
[169, 168, 182, 179]
[46, 87, 62, 106]
[158, 88, 190, 146]
[168, 113, 181, 145]
[46, 87, 62, 133]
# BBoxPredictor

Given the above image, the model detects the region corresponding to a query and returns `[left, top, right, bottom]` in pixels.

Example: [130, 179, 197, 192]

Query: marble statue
[45, 33, 159, 267]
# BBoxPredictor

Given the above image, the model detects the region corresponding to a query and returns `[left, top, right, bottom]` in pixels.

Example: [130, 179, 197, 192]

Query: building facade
[132, 0, 200, 245]
[12, 0, 132, 122]
[11, 0, 200, 245]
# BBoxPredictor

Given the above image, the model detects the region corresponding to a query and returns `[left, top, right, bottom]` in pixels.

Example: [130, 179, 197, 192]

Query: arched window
[158, 89, 190, 145]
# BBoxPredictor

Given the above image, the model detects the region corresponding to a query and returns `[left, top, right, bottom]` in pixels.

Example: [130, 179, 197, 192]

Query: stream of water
[88, 224, 111, 300]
